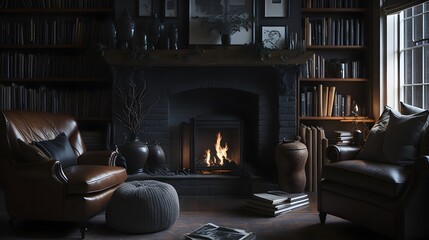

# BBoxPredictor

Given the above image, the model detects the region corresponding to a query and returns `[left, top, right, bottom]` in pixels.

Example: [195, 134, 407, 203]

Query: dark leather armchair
[0, 110, 128, 238]
[318, 105, 429, 240]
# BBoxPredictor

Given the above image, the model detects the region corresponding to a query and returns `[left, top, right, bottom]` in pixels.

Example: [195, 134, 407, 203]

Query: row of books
[304, 17, 365, 46]
[0, 0, 112, 9]
[185, 223, 255, 240]
[0, 17, 104, 45]
[301, 53, 363, 79]
[0, 83, 111, 118]
[245, 191, 309, 217]
[301, 84, 354, 117]
[302, 0, 364, 8]
[299, 125, 327, 192]
[0, 52, 107, 79]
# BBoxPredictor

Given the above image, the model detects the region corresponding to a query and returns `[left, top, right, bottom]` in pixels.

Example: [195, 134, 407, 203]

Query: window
[389, 1, 429, 109]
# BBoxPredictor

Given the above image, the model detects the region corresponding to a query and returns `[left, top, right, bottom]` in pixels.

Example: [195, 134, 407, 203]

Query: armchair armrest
[77, 150, 119, 166]
[326, 145, 362, 162]
[12, 160, 68, 184]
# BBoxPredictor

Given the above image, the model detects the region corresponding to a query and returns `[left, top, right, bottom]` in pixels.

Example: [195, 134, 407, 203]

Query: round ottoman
[105, 180, 180, 233]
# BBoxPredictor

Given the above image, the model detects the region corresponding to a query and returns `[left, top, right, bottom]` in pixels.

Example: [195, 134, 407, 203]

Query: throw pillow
[17, 139, 50, 162]
[356, 105, 392, 162]
[400, 102, 429, 156]
[382, 109, 429, 164]
[33, 132, 77, 168]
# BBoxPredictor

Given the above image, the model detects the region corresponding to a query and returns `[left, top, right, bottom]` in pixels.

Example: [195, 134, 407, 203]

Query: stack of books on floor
[245, 191, 309, 217]
[184, 223, 255, 240]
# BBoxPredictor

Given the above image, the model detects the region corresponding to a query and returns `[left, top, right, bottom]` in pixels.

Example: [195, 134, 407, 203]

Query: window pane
[425, 12, 429, 39]
[404, 86, 413, 104]
[404, 50, 413, 84]
[415, 4, 423, 15]
[413, 48, 423, 83]
[424, 46, 429, 83]
[404, 8, 413, 17]
[425, 85, 429, 109]
[404, 18, 413, 47]
[413, 85, 423, 108]
[414, 14, 423, 42]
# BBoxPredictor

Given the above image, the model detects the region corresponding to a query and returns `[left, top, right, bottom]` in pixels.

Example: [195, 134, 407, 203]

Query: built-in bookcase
[299, 0, 374, 137]
[0, 0, 114, 149]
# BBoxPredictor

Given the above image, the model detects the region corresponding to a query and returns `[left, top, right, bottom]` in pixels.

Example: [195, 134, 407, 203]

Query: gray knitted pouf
[105, 180, 180, 233]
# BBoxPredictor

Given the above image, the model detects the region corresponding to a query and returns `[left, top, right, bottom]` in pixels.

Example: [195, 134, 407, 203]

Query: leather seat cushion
[64, 165, 127, 195]
[322, 160, 410, 198]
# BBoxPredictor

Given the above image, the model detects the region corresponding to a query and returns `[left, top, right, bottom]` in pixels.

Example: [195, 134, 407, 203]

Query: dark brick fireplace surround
[113, 65, 298, 177]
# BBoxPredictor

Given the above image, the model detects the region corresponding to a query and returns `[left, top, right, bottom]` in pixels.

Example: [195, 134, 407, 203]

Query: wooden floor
[0, 189, 391, 240]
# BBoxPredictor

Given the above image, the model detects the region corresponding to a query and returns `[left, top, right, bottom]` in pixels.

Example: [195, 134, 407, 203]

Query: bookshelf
[299, 0, 374, 137]
[0, 0, 114, 149]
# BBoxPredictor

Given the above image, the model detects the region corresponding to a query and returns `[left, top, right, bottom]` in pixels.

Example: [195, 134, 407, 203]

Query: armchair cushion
[33, 132, 77, 168]
[63, 165, 127, 195]
[401, 102, 429, 156]
[18, 139, 50, 162]
[382, 109, 428, 164]
[321, 160, 410, 198]
[356, 105, 391, 162]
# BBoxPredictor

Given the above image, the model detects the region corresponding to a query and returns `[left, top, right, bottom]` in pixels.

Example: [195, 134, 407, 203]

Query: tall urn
[275, 139, 308, 193]
[119, 135, 149, 174]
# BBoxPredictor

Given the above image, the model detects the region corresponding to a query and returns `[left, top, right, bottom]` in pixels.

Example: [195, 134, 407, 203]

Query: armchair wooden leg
[319, 212, 327, 224]
[80, 222, 87, 239]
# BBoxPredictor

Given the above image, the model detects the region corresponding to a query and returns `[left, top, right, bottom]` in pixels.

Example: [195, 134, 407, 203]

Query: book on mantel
[245, 191, 309, 217]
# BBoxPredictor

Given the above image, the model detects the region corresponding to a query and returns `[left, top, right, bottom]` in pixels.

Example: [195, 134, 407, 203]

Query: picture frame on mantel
[262, 26, 287, 49]
[264, 0, 289, 18]
[164, 0, 178, 18]
[188, 0, 254, 46]
[138, 0, 153, 17]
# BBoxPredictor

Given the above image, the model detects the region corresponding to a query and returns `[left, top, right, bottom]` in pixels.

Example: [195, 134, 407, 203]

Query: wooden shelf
[306, 45, 367, 50]
[300, 78, 369, 82]
[299, 116, 374, 123]
[301, 8, 367, 13]
[0, 77, 110, 83]
[0, 9, 112, 14]
[0, 45, 87, 49]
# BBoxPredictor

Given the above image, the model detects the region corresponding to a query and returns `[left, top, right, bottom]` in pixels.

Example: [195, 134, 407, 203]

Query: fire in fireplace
[183, 115, 242, 174]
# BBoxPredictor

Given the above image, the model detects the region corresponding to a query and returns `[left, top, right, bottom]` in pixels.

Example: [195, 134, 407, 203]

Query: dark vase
[146, 142, 166, 169]
[119, 135, 149, 174]
[101, 18, 116, 49]
[168, 24, 179, 50]
[221, 34, 231, 47]
[149, 14, 161, 49]
[275, 139, 308, 193]
[117, 9, 135, 49]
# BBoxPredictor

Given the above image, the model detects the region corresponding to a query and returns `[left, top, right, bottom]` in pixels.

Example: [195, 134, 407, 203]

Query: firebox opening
[191, 115, 241, 174]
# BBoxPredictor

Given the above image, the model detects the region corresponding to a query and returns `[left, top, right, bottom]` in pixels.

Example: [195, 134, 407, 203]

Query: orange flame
[215, 132, 228, 165]
[204, 149, 211, 166]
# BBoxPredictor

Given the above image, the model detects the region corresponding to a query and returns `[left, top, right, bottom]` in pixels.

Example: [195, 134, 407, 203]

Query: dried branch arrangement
[115, 74, 157, 136]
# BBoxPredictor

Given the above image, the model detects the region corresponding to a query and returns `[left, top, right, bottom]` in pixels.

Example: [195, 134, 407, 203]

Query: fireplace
[112, 66, 298, 177]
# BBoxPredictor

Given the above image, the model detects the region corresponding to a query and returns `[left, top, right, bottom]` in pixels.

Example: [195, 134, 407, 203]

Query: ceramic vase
[275, 139, 308, 193]
[146, 142, 166, 169]
[119, 134, 148, 174]
[117, 9, 135, 49]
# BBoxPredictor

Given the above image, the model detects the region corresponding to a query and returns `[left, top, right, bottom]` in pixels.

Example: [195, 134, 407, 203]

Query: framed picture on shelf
[188, 0, 254, 45]
[164, 0, 178, 18]
[264, 0, 289, 18]
[138, 0, 152, 17]
[262, 26, 287, 49]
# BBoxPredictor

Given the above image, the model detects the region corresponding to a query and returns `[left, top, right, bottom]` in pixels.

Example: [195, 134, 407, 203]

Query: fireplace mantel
[103, 48, 312, 67]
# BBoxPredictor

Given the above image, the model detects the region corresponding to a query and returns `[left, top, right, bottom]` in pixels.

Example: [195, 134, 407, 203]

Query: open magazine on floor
[185, 223, 256, 240]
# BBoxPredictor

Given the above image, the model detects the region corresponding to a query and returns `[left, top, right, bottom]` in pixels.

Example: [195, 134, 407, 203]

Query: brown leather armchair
[0, 110, 128, 239]
[318, 105, 429, 240]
